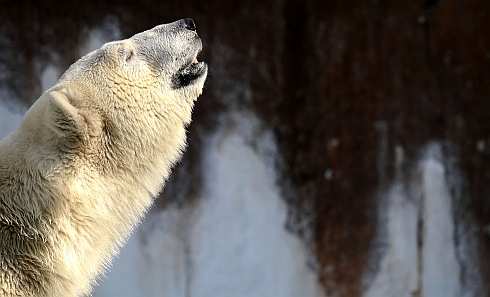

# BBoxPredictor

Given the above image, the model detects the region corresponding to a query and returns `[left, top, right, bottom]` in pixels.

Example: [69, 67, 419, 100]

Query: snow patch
[41, 64, 60, 91]
[420, 148, 460, 297]
[189, 112, 322, 297]
[363, 143, 478, 297]
[93, 207, 191, 297]
[363, 183, 418, 297]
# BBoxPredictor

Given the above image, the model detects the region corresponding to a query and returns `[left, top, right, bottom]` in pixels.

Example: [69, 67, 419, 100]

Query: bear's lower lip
[172, 61, 207, 89]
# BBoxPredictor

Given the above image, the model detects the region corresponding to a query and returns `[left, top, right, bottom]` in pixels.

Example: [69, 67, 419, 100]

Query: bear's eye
[125, 49, 135, 62]
[117, 47, 136, 64]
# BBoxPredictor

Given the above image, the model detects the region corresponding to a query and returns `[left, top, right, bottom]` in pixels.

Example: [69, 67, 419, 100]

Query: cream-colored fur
[0, 19, 207, 297]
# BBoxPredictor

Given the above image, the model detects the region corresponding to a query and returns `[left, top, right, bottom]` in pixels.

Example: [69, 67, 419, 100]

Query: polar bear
[0, 18, 207, 297]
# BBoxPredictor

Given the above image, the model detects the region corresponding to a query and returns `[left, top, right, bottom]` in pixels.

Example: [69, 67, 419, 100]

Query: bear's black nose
[184, 18, 196, 31]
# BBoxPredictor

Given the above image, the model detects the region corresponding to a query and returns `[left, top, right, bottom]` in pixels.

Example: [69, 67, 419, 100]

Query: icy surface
[0, 102, 24, 140]
[0, 61, 61, 140]
[421, 155, 461, 297]
[93, 207, 191, 297]
[364, 144, 467, 297]
[41, 64, 60, 92]
[189, 114, 322, 297]
[363, 184, 418, 297]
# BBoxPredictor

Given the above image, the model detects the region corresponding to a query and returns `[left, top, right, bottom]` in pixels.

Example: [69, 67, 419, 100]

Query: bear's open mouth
[172, 56, 206, 89]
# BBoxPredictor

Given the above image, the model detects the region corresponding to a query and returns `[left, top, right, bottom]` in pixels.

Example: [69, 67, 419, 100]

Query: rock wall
[0, 0, 489, 296]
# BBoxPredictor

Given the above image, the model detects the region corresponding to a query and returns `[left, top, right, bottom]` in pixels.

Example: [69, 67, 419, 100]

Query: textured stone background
[1, 0, 489, 295]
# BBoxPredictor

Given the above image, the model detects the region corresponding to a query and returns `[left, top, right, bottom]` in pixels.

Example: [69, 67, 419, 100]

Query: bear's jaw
[172, 60, 207, 89]
[170, 41, 207, 90]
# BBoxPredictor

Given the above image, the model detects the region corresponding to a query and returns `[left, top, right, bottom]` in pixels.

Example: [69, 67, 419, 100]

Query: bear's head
[27, 18, 207, 171]
[58, 18, 207, 102]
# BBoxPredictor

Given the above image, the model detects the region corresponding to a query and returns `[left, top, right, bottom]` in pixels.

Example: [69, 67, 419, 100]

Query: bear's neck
[49, 124, 188, 294]
[0, 114, 189, 296]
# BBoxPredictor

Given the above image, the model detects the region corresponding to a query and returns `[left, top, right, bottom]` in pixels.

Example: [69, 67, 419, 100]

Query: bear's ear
[46, 91, 100, 140]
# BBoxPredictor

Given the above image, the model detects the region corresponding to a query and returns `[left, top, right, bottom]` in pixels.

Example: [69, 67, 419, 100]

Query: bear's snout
[184, 18, 196, 31]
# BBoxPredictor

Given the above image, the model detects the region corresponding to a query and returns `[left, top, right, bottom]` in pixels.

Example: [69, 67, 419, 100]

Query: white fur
[0, 19, 207, 297]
